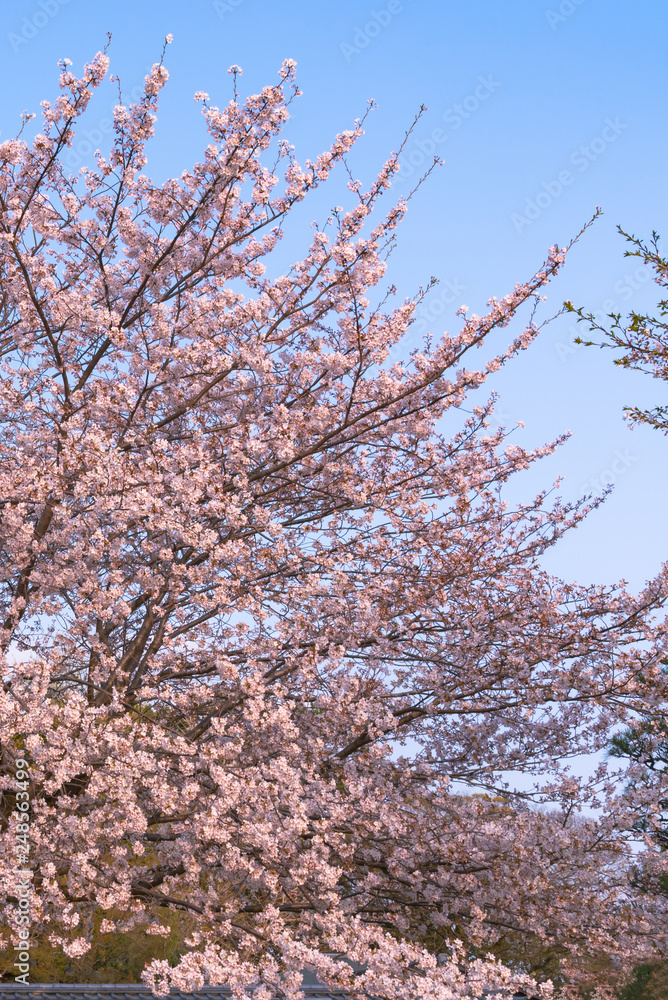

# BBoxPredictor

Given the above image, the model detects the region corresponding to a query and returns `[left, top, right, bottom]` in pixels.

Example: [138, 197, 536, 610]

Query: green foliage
[569, 226, 668, 433]
[617, 962, 668, 1000]
[608, 709, 668, 853]
[0, 909, 196, 983]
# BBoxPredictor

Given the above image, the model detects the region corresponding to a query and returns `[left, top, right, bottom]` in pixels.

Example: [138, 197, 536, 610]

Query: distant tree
[616, 961, 668, 1000]
[1, 45, 668, 1000]
[610, 683, 668, 856]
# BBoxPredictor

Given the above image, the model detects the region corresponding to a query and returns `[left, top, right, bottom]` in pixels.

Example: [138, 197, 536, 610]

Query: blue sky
[3, 0, 667, 594]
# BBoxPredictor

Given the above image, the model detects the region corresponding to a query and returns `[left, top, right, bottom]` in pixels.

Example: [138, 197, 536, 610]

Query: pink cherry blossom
[0, 51, 667, 1000]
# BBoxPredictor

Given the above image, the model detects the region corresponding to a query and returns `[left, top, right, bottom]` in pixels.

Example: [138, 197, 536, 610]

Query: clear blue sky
[3, 0, 667, 593]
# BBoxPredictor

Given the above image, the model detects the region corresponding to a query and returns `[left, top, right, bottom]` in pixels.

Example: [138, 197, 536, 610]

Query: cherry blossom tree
[1, 45, 668, 1000]
[572, 226, 668, 992]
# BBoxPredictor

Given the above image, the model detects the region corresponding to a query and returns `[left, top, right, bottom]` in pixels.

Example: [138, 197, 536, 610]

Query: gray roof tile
[0, 989, 352, 1000]
[0, 984, 534, 999]
[0, 991, 350, 999]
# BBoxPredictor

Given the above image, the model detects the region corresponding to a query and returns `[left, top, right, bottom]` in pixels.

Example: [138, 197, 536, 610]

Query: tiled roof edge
[0, 991, 348, 999]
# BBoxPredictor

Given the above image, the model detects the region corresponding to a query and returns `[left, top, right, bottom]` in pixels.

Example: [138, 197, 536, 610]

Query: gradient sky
[3, 0, 667, 597]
